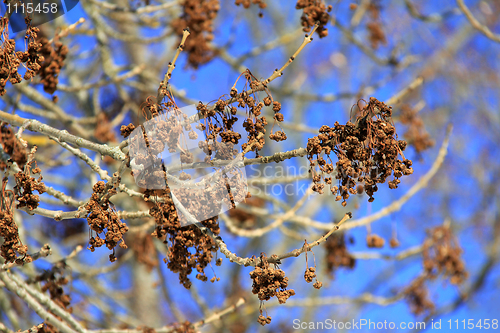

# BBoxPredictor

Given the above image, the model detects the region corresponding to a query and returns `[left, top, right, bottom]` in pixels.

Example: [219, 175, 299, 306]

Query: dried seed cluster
[250, 254, 295, 325]
[120, 123, 136, 138]
[307, 97, 413, 205]
[366, 1, 387, 49]
[304, 266, 322, 289]
[85, 181, 129, 261]
[366, 233, 385, 248]
[195, 70, 286, 158]
[235, 0, 267, 10]
[0, 122, 27, 170]
[400, 104, 435, 154]
[171, 321, 196, 333]
[0, 16, 66, 96]
[14, 163, 46, 211]
[324, 233, 355, 276]
[94, 113, 117, 143]
[171, 0, 219, 68]
[296, 0, 332, 38]
[38, 36, 68, 95]
[0, 177, 28, 263]
[404, 277, 435, 316]
[423, 225, 468, 285]
[1, 17, 43, 95]
[148, 189, 220, 289]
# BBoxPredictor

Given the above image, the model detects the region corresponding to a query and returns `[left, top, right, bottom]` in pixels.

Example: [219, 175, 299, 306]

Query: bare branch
[456, 0, 500, 43]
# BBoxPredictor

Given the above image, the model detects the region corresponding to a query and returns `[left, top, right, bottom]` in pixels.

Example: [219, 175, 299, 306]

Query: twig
[192, 298, 246, 329]
[157, 28, 190, 103]
[2, 244, 52, 271]
[0, 272, 80, 333]
[44, 186, 85, 207]
[58, 64, 146, 92]
[263, 23, 320, 85]
[221, 187, 314, 237]
[0, 323, 44, 333]
[50, 136, 110, 180]
[405, 0, 460, 22]
[271, 293, 403, 307]
[385, 76, 424, 105]
[165, 146, 307, 173]
[48, 18, 86, 43]
[12, 85, 89, 139]
[351, 244, 425, 260]
[6, 273, 85, 333]
[284, 212, 352, 258]
[0, 111, 126, 161]
[88, 0, 179, 14]
[456, 0, 500, 43]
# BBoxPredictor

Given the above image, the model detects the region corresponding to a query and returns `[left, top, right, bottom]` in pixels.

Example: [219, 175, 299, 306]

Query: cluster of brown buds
[324, 233, 355, 276]
[307, 97, 413, 205]
[37, 35, 69, 95]
[1, 177, 27, 263]
[1, 122, 28, 170]
[250, 254, 295, 325]
[148, 187, 220, 289]
[423, 224, 468, 285]
[14, 161, 46, 211]
[400, 104, 435, 154]
[170, 0, 219, 68]
[404, 277, 435, 316]
[1, 15, 67, 96]
[85, 181, 128, 262]
[1, 16, 44, 95]
[296, 0, 332, 38]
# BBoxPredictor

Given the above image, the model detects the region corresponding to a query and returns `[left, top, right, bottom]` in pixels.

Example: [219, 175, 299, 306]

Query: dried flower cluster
[366, 233, 385, 248]
[171, 0, 219, 68]
[37, 35, 68, 95]
[324, 233, 355, 276]
[423, 224, 468, 285]
[250, 254, 295, 325]
[14, 162, 46, 211]
[94, 112, 117, 143]
[148, 188, 220, 289]
[404, 277, 435, 316]
[131, 94, 225, 285]
[400, 104, 435, 154]
[307, 97, 413, 205]
[192, 70, 286, 159]
[234, 0, 267, 18]
[0, 177, 28, 263]
[234, 0, 267, 10]
[85, 181, 129, 261]
[0, 16, 44, 95]
[295, 0, 332, 38]
[171, 321, 196, 333]
[304, 266, 322, 289]
[120, 123, 136, 138]
[0, 122, 27, 170]
[366, 1, 387, 49]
